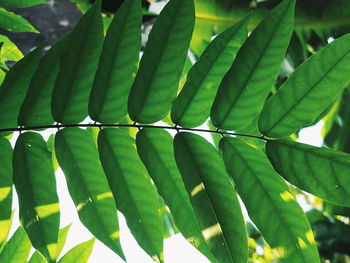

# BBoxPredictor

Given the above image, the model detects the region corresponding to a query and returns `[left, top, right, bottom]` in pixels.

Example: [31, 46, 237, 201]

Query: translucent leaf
[220, 137, 320, 263]
[54, 128, 124, 260]
[51, 0, 104, 124]
[210, 0, 295, 130]
[171, 15, 249, 128]
[28, 251, 46, 263]
[266, 140, 350, 207]
[89, 0, 142, 123]
[13, 132, 60, 262]
[0, 227, 31, 263]
[174, 132, 248, 263]
[57, 225, 72, 258]
[57, 239, 95, 263]
[98, 128, 163, 262]
[128, 0, 195, 123]
[258, 33, 350, 138]
[0, 8, 38, 33]
[0, 35, 23, 61]
[136, 128, 215, 262]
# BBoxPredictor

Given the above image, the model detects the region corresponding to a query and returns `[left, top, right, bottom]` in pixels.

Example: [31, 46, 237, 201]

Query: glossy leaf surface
[54, 128, 124, 260]
[0, 8, 38, 33]
[0, 227, 31, 263]
[220, 137, 319, 263]
[171, 16, 249, 128]
[266, 140, 350, 207]
[174, 132, 248, 263]
[58, 239, 95, 263]
[136, 128, 215, 262]
[128, 0, 195, 123]
[210, 0, 295, 130]
[258, 33, 350, 138]
[13, 132, 60, 262]
[98, 128, 163, 261]
[89, 0, 142, 123]
[51, 0, 103, 123]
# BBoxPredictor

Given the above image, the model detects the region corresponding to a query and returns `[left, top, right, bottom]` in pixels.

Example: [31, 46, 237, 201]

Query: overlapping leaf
[58, 239, 95, 263]
[135, 128, 215, 262]
[54, 128, 124, 260]
[210, 0, 295, 130]
[220, 137, 319, 262]
[28, 252, 46, 263]
[171, 15, 249, 128]
[128, 0, 195, 123]
[0, 136, 12, 247]
[174, 132, 248, 263]
[13, 132, 60, 262]
[258, 33, 350, 138]
[266, 140, 350, 207]
[98, 128, 163, 262]
[89, 0, 142, 123]
[51, 0, 103, 124]
[0, 227, 31, 263]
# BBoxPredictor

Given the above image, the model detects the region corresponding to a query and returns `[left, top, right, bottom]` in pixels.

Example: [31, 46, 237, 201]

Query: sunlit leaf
[0, 227, 31, 263]
[0, 35, 23, 61]
[28, 251, 46, 263]
[58, 239, 95, 263]
[174, 132, 248, 263]
[0, 8, 38, 33]
[220, 137, 319, 262]
[57, 225, 72, 258]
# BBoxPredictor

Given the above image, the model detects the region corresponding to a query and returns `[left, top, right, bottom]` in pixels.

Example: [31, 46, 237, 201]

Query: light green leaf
[0, 45, 42, 130]
[18, 38, 67, 126]
[128, 0, 195, 123]
[210, 0, 295, 130]
[266, 140, 350, 207]
[0, 0, 47, 8]
[97, 128, 163, 262]
[0, 8, 38, 33]
[28, 251, 46, 263]
[0, 136, 12, 248]
[258, 33, 350, 138]
[0, 227, 31, 263]
[13, 132, 60, 262]
[54, 128, 124, 260]
[220, 137, 319, 263]
[174, 132, 248, 263]
[135, 128, 215, 262]
[89, 0, 142, 123]
[51, 0, 104, 124]
[58, 239, 95, 263]
[0, 35, 23, 61]
[57, 225, 72, 258]
[171, 15, 249, 128]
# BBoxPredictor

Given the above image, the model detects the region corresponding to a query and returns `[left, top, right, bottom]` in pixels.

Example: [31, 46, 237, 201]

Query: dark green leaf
[51, 0, 103, 124]
[98, 128, 163, 262]
[0, 8, 38, 33]
[258, 33, 350, 138]
[13, 132, 60, 262]
[54, 128, 124, 260]
[174, 132, 248, 263]
[136, 128, 215, 262]
[266, 140, 350, 207]
[220, 137, 319, 262]
[128, 0, 195, 123]
[171, 15, 249, 128]
[0, 0, 47, 8]
[18, 38, 67, 126]
[210, 0, 295, 130]
[89, 0, 142, 123]
[0, 227, 31, 263]
[0, 136, 12, 248]
[0, 46, 42, 130]
[58, 239, 95, 263]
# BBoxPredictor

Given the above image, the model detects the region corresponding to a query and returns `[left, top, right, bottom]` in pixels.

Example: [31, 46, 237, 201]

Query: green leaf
[266, 140, 350, 207]
[13, 132, 60, 262]
[51, 0, 104, 124]
[128, 0, 195, 123]
[89, 0, 142, 123]
[258, 33, 350, 138]
[58, 239, 95, 263]
[0, 35, 23, 61]
[0, 0, 47, 8]
[0, 227, 32, 263]
[18, 38, 67, 126]
[0, 45, 42, 130]
[54, 128, 124, 260]
[0, 8, 38, 33]
[135, 128, 215, 262]
[171, 15, 249, 128]
[0, 136, 12, 247]
[57, 225, 72, 258]
[28, 251, 46, 263]
[210, 0, 295, 130]
[97, 128, 163, 262]
[174, 132, 248, 263]
[220, 137, 320, 263]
